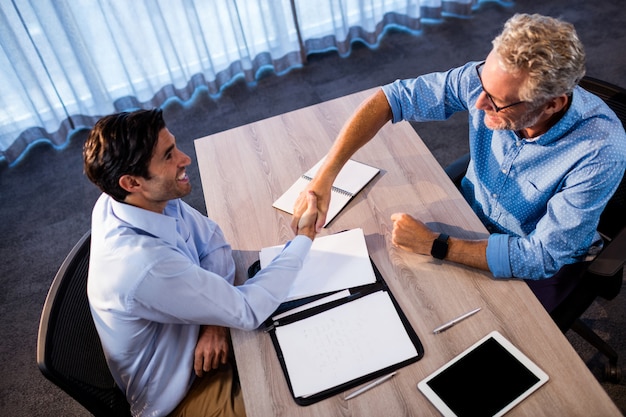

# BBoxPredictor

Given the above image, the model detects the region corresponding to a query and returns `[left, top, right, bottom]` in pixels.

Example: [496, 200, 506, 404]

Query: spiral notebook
[272, 158, 380, 227]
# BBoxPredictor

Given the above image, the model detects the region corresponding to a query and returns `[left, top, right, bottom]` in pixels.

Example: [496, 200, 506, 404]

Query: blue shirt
[87, 194, 312, 416]
[382, 62, 626, 279]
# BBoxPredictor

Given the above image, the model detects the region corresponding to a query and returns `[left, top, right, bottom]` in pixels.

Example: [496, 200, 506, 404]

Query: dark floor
[1, 1, 625, 415]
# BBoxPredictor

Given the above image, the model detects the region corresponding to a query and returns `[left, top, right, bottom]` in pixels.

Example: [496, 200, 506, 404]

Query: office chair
[37, 231, 132, 417]
[444, 76, 626, 383]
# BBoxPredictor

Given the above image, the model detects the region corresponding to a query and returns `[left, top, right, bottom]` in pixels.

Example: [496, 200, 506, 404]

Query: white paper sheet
[275, 290, 419, 398]
[259, 228, 376, 300]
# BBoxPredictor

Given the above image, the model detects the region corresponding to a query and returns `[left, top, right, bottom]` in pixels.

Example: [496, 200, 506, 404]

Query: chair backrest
[581, 76, 626, 298]
[551, 77, 626, 330]
[37, 231, 131, 417]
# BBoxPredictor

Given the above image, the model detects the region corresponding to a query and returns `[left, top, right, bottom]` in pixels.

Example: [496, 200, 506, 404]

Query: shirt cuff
[281, 235, 313, 262]
[486, 234, 512, 278]
[380, 84, 401, 123]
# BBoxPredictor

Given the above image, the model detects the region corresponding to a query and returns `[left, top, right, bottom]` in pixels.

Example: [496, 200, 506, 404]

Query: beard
[483, 104, 545, 133]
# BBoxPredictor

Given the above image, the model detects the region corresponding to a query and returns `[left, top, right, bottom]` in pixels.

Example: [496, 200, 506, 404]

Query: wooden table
[194, 88, 620, 416]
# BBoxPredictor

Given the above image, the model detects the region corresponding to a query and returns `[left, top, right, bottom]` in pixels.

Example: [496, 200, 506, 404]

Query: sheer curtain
[0, 0, 507, 166]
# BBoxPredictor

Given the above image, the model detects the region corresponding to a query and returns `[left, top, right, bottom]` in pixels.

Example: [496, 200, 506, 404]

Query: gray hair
[492, 13, 586, 103]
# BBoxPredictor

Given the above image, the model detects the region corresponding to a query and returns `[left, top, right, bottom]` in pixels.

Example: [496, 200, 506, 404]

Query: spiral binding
[301, 175, 354, 197]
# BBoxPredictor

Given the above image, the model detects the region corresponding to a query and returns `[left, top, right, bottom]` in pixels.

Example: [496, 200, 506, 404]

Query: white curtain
[0, 0, 506, 166]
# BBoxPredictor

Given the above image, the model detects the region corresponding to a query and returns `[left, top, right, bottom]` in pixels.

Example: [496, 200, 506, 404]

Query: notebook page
[326, 159, 380, 195]
[275, 290, 418, 398]
[259, 228, 376, 300]
[272, 176, 310, 215]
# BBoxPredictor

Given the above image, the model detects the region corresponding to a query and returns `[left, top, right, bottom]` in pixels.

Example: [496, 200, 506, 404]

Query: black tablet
[418, 331, 549, 417]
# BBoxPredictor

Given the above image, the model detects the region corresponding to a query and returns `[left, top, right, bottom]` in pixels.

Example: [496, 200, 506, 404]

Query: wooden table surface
[194, 88, 620, 417]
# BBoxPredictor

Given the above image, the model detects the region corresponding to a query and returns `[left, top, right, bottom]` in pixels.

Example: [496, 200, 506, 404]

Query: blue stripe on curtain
[0, 0, 512, 167]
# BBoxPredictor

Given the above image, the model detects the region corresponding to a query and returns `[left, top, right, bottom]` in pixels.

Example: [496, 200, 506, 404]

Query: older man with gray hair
[292, 13, 626, 312]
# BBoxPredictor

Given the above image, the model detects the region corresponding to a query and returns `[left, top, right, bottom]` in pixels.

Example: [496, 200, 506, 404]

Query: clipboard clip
[262, 285, 383, 333]
[264, 321, 279, 333]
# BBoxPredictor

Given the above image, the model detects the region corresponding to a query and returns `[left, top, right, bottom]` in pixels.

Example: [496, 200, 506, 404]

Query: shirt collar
[531, 87, 582, 146]
[109, 197, 179, 246]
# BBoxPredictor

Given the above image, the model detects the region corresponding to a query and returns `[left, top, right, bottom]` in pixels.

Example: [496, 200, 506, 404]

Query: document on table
[274, 290, 419, 398]
[259, 228, 376, 301]
[272, 158, 380, 227]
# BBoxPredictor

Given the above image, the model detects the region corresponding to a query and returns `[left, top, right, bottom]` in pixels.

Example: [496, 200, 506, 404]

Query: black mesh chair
[37, 231, 132, 416]
[445, 76, 626, 382]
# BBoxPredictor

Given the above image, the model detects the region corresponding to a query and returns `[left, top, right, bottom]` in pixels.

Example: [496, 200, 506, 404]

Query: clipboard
[248, 259, 424, 406]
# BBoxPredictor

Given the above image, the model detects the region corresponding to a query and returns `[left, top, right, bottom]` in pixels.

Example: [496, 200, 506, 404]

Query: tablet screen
[418, 331, 548, 417]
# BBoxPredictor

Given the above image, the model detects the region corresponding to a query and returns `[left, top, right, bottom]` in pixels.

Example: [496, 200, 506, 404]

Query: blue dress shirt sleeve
[130, 234, 312, 330]
[486, 234, 512, 277]
[382, 63, 474, 123]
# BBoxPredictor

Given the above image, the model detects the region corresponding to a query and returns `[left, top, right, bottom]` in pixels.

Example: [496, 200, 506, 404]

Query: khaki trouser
[167, 363, 246, 417]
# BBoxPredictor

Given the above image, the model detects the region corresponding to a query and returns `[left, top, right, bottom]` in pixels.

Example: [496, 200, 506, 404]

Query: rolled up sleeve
[486, 234, 512, 278]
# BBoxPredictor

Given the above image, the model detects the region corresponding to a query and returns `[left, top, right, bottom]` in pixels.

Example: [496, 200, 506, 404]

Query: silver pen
[433, 307, 481, 334]
[345, 372, 397, 400]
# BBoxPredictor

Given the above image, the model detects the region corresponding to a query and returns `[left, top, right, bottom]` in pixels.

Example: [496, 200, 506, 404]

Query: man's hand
[194, 325, 229, 377]
[292, 186, 329, 234]
[294, 191, 319, 240]
[390, 213, 437, 255]
[391, 213, 490, 270]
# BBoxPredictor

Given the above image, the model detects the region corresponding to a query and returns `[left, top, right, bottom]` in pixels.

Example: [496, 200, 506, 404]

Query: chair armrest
[589, 227, 626, 276]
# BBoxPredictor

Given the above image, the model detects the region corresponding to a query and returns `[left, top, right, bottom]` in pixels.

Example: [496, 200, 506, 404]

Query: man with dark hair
[84, 109, 318, 417]
[291, 14, 626, 312]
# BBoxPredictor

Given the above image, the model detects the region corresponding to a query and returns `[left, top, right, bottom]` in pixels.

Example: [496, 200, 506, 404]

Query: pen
[433, 307, 481, 334]
[345, 372, 397, 400]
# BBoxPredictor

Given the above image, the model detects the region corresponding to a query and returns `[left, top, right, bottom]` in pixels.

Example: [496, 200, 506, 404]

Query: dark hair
[83, 109, 166, 201]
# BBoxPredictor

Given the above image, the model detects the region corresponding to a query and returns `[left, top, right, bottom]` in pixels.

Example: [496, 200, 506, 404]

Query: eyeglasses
[475, 61, 526, 112]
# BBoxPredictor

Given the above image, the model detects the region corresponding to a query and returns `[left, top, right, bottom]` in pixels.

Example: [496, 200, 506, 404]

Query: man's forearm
[313, 89, 392, 187]
[446, 237, 490, 271]
[391, 212, 490, 272]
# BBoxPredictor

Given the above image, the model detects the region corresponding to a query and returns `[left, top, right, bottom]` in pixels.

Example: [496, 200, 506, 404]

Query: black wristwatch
[430, 233, 449, 260]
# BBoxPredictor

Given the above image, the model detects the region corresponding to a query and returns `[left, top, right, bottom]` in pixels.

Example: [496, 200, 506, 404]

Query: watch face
[431, 234, 449, 260]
